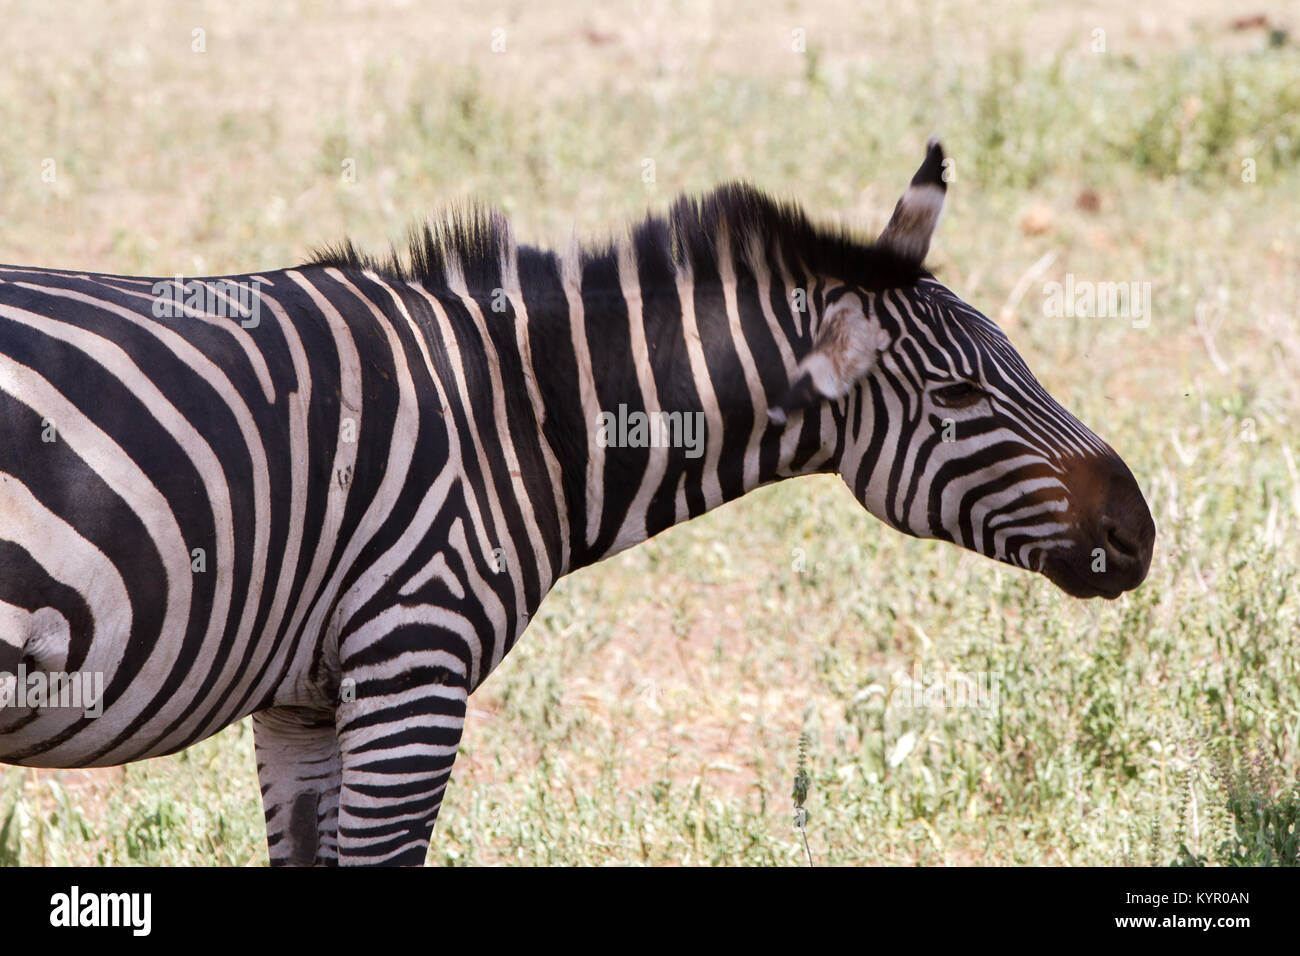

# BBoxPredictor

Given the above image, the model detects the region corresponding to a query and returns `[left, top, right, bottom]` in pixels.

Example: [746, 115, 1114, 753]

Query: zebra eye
[930, 382, 987, 409]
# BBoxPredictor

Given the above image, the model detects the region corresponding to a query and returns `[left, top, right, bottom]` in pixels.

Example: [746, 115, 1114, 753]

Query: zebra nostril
[1101, 518, 1139, 562]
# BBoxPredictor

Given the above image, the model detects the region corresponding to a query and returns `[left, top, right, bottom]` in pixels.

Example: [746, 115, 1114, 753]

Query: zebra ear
[768, 295, 889, 426]
[877, 137, 947, 263]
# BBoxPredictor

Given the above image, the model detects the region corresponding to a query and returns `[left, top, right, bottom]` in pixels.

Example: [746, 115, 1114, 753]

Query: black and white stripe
[0, 141, 1153, 864]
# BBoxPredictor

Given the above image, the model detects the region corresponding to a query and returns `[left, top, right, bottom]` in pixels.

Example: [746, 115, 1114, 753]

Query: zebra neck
[525, 241, 835, 576]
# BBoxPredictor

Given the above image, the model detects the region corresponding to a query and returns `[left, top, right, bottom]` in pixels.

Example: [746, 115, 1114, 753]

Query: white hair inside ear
[768, 294, 890, 425]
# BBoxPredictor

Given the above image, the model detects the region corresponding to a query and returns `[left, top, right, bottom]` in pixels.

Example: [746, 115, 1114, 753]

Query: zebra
[0, 140, 1154, 865]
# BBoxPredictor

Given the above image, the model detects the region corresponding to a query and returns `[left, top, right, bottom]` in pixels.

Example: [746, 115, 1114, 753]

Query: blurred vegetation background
[1, 0, 1297, 865]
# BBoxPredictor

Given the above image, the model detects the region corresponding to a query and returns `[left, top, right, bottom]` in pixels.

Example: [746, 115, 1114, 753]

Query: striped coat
[0, 142, 1154, 863]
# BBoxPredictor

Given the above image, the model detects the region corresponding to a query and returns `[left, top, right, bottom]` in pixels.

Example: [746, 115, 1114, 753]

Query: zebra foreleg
[335, 674, 468, 866]
[253, 706, 342, 866]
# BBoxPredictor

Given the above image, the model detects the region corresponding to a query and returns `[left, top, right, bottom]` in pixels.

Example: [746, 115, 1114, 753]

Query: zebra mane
[307, 203, 513, 293]
[656, 183, 928, 289]
[306, 182, 928, 293]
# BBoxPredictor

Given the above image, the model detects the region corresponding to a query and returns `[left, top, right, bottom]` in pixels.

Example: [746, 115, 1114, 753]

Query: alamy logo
[0, 665, 104, 718]
[151, 275, 266, 328]
[1042, 273, 1152, 328]
[595, 404, 706, 459]
[892, 663, 1002, 712]
[49, 886, 151, 936]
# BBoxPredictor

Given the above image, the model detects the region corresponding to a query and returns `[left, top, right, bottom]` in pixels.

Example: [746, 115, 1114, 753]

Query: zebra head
[771, 140, 1155, 598]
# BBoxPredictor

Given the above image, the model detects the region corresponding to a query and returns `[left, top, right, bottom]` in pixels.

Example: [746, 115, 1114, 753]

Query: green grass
[0, 0, 1297, 865]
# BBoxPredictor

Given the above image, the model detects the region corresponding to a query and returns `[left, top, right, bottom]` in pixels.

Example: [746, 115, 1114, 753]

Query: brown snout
[1043, 453, 1155, 599]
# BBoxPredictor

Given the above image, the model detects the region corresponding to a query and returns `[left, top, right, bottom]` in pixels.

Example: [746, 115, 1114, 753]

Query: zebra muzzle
[1045, 453, 1156, 599]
